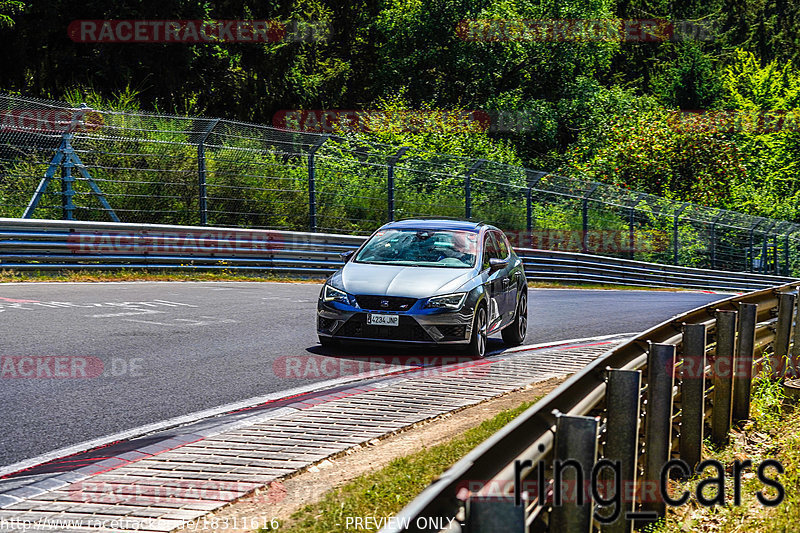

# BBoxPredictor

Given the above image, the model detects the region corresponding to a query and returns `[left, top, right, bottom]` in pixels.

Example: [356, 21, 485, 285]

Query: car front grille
[336, 314, 432, 342]
[355, 295, 418, 311]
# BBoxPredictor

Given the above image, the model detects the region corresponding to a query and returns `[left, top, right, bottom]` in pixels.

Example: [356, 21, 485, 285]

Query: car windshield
[355, 229, 478, 268]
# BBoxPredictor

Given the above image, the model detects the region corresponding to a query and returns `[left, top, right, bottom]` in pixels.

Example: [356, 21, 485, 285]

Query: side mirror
[489, 257, 508, 271]
[340, 250, 355, 262]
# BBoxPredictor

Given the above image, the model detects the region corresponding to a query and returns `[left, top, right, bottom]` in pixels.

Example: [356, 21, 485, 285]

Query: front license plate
[367, 314, 399, 326]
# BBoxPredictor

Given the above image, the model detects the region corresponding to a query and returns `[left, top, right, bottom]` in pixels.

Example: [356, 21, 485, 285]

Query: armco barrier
[381, 281, 800, 533]
[0, 218, 794, 291]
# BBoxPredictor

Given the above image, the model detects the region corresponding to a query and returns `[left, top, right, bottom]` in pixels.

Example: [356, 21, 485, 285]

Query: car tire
[466, 304, 488, 358]
[319, 336, 338, 348]
[501, 291, 527, 346]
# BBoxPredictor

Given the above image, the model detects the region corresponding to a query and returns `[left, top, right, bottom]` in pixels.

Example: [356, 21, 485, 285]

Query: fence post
[761, 222, 777, 274]
[581, 184, 600, 254]
[464, 159, 486, 220]
[601, 369, 642, 533]
[673, 203, 688, 266]
[711, 310, 737, 446]
[525, 170, 546, 248]
[550, 413, 599, 533]
[642, 343, 675, 520]
[710, 213, 722, 270]
[60, 153, 75, 220]
[627, 194, 646, 260]
[197, 118, 220, 226]
[748, 221, 762, 273]
[732, 303, 757, 423]
[387, 147, 409, 222]
[773, 234, 778, 275]
[785, 234, 791, 277]
[773, 292, 796, 379]
[680, 324, 706, 473]
[526, 187, 532, 237]
[307, 135, 329, 232]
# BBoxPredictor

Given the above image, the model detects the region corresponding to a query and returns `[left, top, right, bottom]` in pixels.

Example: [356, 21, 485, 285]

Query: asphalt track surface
[0, 281, 727, 467]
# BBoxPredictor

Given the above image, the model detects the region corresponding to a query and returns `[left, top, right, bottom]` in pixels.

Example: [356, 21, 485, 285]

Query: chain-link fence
[1, 93, 798, 276]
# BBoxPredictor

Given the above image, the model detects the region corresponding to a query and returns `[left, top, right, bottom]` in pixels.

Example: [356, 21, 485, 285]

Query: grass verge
[650, 374, 799, 533]
[526, 281, 702, 291]
[0, 268, 321, 283]
[258, 399, 539, 533]
[0, 269, 698, 292]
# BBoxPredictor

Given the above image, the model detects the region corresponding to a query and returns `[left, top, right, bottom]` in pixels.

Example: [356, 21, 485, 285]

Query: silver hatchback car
[316, 219, 528, 358]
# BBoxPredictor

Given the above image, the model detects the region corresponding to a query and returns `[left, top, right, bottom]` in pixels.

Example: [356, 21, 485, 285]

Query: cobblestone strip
[0, 336, 628, 532]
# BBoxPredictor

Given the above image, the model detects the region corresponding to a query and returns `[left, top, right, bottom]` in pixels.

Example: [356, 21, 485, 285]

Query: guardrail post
[680, 324, 706, 473]
[773, 292, 796, 379]
[550, 414, 599, 533]
[601, 369, 642, 533]
[791, 294, 800, 378]
[464, 159, 486, 220]
[387, 147, 409, 222]
[307, 135, 329, 232]
[732, 303, 757, 423]
[711, 310, 737, 445]
[642, 343, 675, 520]
[466, 497, 526, 532]
[197, 118, 220, 226]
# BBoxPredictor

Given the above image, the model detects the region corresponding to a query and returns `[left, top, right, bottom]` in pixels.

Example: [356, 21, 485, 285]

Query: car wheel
[466, 305, 488, 358]
[319, 336, 338, 348]
[502, 291, 527, 346]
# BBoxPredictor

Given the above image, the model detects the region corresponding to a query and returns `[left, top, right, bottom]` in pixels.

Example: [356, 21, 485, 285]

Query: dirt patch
[174, 376, 565, 532]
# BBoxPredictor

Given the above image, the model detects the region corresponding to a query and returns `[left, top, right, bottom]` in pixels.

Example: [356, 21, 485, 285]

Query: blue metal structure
[22, 107, 119, 222]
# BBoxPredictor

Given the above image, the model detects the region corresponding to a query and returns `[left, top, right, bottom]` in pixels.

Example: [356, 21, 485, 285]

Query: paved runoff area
[0, 334, 630, 532]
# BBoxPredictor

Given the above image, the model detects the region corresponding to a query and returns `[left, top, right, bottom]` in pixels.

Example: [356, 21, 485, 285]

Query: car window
[492, 230, 510, 259]
[482, 232, 501, 270]
[354, 228, 478, 268]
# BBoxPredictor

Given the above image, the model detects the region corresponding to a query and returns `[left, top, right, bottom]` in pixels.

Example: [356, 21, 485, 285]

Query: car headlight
[424, 292, 467, 310]
[322, 283, 351, 305]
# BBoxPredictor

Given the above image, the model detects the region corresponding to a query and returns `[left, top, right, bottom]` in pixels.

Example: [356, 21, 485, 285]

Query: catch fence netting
[1, 93, 798, 275]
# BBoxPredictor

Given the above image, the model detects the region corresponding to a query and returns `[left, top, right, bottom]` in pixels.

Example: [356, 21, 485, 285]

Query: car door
[490, 230, 515, 323]
[481, 232, 506, 332]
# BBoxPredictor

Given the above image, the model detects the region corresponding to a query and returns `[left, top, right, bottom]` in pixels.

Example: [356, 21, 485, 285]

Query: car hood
[338, 262, 476, 298]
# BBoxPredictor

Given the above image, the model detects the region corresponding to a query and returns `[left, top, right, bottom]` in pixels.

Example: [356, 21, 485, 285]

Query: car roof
[381, 219, 485, 232]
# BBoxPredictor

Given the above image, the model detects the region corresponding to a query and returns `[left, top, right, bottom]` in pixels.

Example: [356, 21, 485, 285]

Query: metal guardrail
[381, 282, 800, 533]
[0, 218, 794, 291]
